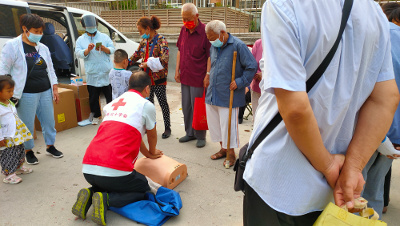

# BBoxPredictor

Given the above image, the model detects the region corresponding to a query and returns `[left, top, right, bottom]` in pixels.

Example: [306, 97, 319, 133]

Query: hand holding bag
[313, 197, 386, 226]
[192, 89, 208, 131]
[234, 0, 354, 192]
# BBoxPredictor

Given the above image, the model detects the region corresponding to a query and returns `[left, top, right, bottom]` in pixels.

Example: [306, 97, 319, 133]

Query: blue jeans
[361, 151, 393, 218]
[17, 89, 56, 150]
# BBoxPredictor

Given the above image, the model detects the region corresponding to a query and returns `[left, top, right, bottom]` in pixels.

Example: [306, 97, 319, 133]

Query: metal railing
[377, 0, 400, 4]
[48, 0, 400, 33]
[50, 0, 264, 33]
[99, 7, 251, 33]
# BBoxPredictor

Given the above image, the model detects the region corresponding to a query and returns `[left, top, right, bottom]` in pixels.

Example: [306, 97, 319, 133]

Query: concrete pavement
[0, 81, 399, 225]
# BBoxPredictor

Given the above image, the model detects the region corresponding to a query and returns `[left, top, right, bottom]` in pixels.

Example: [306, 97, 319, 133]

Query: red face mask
[184, 20, 196, 30]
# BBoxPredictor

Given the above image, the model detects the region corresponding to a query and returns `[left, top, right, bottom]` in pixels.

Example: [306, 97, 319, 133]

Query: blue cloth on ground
[110, 186, 182, 226]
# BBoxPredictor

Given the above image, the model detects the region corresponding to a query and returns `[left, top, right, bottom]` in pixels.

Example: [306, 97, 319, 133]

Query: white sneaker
[92, 117, 100, 125]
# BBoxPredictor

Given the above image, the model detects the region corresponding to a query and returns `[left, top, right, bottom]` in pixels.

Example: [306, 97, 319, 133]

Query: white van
[0, 0, 140, 80]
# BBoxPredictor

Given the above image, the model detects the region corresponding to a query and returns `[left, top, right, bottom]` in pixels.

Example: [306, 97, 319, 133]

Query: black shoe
[92, 192, 108, 226]
[239, 117, 243, 124]
[26, 150, 39, 165]
[46, 146, 64, 158]
[162, 128, 171, 139]
[72, 188, 93, 220]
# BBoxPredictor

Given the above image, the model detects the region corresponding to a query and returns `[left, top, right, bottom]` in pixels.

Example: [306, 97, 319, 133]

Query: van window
[73, 13, 111, 38]
[114, 32, 126, 43]
[42, 18, 68, 37]
[0, 5, 29, 37]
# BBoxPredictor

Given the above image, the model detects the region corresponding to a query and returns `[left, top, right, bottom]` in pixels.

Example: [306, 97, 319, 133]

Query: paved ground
[0, 82, 399, 225]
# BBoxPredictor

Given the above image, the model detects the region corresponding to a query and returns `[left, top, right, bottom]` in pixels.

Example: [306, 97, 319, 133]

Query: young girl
[0, 75, 33, 184]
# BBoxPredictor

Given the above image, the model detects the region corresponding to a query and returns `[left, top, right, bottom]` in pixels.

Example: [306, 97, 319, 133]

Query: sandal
[223, 150, 236, 168]
[3, 173, 22, 184]
[16, 166, 33, 175]
[211, 149, 226, 160]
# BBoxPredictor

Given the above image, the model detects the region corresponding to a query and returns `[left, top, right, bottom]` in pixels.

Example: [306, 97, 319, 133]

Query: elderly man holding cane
[205, 20, 257, 168]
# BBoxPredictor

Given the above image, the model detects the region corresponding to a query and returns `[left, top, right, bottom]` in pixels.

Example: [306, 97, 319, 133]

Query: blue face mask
[141, 33, 150, 39]
[210, 33, 224, 48]
[26, 31, 42, 43]
[86, 27, 97, 34]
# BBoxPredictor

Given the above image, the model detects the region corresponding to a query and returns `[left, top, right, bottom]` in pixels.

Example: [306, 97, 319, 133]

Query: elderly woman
[0, 14, 63, 165]
[129, 15, 171, 139]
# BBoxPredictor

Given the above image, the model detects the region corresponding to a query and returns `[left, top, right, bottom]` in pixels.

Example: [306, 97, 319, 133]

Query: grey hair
[181, 3, 198, 16]
[205, 20, 226, 34]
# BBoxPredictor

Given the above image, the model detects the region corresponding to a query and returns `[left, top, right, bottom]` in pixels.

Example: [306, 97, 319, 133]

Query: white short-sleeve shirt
[243, 0, 394, 215]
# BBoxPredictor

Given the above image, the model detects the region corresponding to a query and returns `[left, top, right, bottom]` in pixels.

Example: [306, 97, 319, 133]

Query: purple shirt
[177, 19, 211, 87]
[250, 39, 263, 93]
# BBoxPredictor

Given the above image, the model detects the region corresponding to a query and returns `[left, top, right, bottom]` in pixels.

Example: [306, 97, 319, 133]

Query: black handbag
[234, 0, 354, 192]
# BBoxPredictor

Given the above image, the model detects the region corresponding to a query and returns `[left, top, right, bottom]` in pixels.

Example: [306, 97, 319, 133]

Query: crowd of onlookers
[1, 1, 400, 226]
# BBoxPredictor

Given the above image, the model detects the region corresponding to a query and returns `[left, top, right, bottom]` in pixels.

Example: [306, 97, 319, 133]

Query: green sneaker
[72, 188, 92, 219]
[91, 192, 109, 225]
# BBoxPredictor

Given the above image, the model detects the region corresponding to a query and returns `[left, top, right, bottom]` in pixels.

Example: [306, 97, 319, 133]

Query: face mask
[141, 33, 150, 39]
[86, 27, 97, 34]
[26, 31, 42, 43]
[184, 21, 196, 30]
[210, 33, 224, 48]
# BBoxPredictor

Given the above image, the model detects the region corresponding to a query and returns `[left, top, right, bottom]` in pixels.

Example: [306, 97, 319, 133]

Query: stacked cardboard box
[35, 88, 78, 132]
[58, 83, 90, 122]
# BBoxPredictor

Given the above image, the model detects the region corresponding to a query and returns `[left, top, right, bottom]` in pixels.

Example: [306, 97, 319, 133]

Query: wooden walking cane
[225, 51, 237, 169]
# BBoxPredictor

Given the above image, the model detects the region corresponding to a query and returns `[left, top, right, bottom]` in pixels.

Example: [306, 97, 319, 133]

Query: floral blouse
[130, 33, 169, 86]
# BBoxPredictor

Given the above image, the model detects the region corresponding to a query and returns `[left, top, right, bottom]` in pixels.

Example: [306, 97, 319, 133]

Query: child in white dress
[0, 75, 33, 184]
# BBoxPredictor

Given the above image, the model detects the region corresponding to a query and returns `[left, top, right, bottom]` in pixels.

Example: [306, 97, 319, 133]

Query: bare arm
[203, 57, 211, 88]
[146, 126, 157, 154]
[52, 84, 59, 104]
[175, 51, 181, 83]
[275, 89, 345, 189]
[139, 127, 163, 159]
[334, 80, 399, 209]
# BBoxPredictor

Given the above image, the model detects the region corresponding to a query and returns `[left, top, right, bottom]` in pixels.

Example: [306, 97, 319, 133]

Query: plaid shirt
[130, 33, 169, 85]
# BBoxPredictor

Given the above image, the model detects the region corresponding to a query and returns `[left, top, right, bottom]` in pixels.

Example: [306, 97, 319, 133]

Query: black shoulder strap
[242, 0, 353, 165]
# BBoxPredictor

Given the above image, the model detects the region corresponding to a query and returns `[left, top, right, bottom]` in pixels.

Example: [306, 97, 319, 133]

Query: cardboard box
[58, 83, 89, 99]
[58, 83, 91, 121]
[35, 88, 78, 132]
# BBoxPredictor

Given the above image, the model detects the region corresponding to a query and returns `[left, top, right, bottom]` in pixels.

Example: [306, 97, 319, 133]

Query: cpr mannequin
[135, 155, 188, 189]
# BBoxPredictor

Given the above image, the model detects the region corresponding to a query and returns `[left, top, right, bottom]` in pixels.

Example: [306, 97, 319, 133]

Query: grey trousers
[181, 84, 206, 140]
[361, 151, 393, 218]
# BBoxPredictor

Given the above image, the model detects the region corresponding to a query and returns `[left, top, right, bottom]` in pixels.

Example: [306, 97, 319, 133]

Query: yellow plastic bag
[313, 198, 387, 226]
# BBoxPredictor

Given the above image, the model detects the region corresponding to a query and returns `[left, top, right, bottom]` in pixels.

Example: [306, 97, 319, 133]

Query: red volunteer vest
[82, 90, 147, 171]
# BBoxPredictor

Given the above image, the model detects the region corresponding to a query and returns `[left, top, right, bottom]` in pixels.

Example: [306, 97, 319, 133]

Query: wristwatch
[206, 72, 210, 75]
